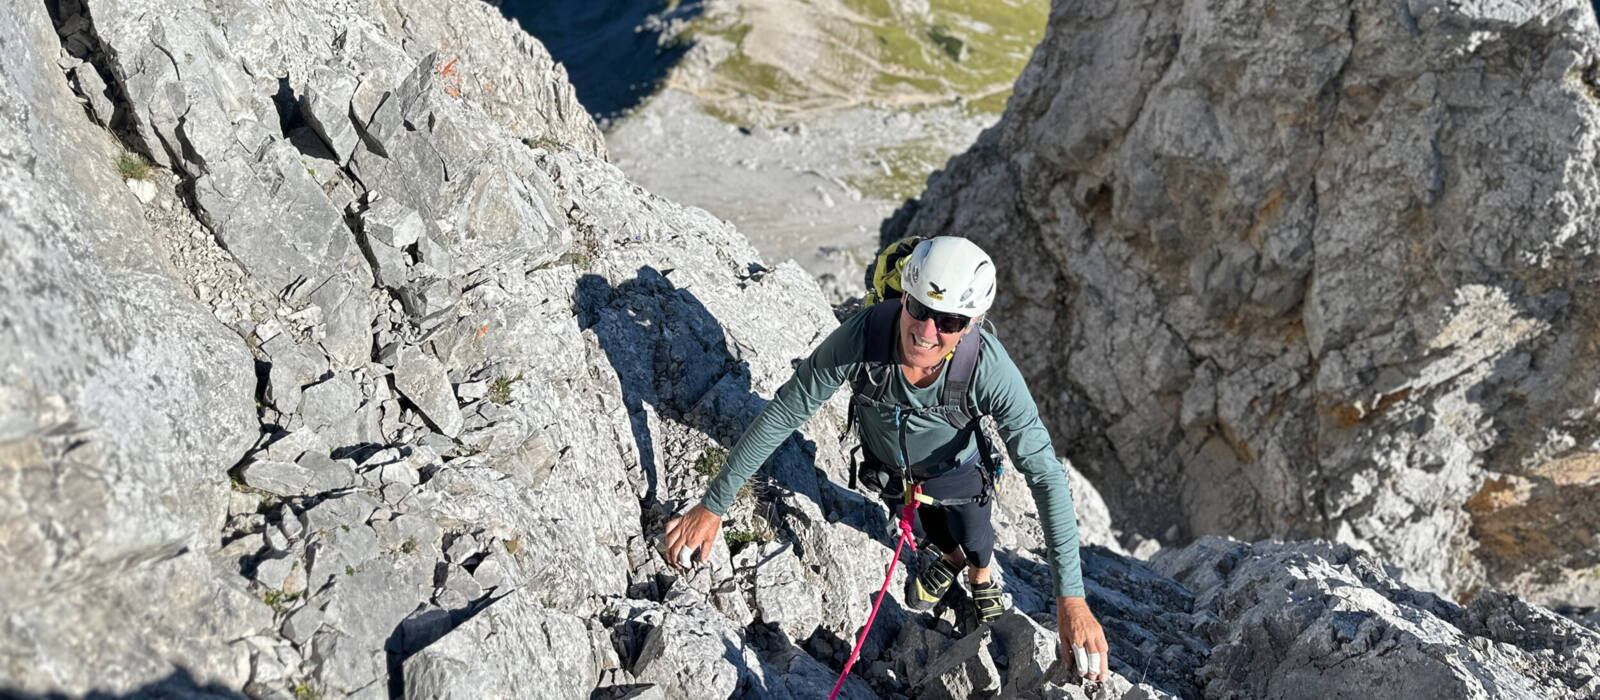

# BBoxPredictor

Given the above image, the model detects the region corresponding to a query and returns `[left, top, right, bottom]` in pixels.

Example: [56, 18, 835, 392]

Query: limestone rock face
[1154, 538, 1600, 699]
[0, 1, 261, 692]
[8, 0, 1600, 696]
[888, 0, 1600, 605]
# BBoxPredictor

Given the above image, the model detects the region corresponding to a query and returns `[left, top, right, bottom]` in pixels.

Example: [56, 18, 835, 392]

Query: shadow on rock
[990, 545, 1208, 699]
[576, 267, 890, 543]
[0, 667, 248, 700]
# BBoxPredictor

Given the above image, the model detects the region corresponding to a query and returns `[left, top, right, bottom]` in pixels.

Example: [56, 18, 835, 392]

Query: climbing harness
[827, 485, 923, 700]
[849, 445, 995, 507]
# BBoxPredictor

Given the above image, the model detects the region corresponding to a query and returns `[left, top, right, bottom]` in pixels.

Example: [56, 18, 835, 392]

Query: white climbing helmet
[901, 236, 996, 316]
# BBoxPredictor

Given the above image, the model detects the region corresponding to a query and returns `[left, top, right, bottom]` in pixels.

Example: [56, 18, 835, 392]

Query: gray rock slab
[69, 64, 114, 127]
[261, 329, 331, 415]
[310, 630, 382, 695]
[192, 139, 355, 302]
[0, 30, 260, 687]
[363, 237, 412, 290]
[296, 452, 358, 491]
[302, 66, 360, 163]
[991, 609, 1058, 694]
[445, 564, 484, 599]
[298, 375, 361, 430]
[254, 555, 296, 590]
[305, 522, 381, 592]
[359, 198, 423, 289]
[259, 429, 332, 464]
[904, 623, 998, 699]
[470, 554, 506, 591]
[363, 198, 424, 248]
[396, 276, 455, 329]
[301, 493, 383, 536]
[316, 554, 432, 652]
[444, 534, 479, 563]
[282, 604, 324, 646]
[393, 346, 463, 437]
[749, 542, 821, 641]
[310, 278, 375, 371]
[239, 460, 321, 497]
[402, 590, 598, 699]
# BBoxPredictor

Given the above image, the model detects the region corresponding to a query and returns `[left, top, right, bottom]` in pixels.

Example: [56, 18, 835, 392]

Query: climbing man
[665, 236, 1110, 681]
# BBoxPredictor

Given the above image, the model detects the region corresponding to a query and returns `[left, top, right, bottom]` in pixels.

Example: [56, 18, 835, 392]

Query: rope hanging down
[827, 488, 922, 700]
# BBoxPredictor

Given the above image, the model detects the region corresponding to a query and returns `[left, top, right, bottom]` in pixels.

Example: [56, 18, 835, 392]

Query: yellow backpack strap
[902, 481, 936, 507]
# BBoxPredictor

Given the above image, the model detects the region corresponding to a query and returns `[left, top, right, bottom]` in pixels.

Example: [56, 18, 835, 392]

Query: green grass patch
[291, 681, 320, 700]
[843, 139, 950, 201]
[116, 151, 151, 180]
[928, 24, 966, 61]
[680, 0, 1046, 123]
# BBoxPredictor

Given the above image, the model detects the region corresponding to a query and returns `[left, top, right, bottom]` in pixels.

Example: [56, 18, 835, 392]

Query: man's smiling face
[897, 298, 968, 369]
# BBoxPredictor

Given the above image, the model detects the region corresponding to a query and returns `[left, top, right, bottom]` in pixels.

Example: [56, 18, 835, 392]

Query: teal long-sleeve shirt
[701, 308, 1085, 598]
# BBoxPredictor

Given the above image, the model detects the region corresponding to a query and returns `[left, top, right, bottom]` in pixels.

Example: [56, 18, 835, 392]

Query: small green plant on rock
[489, 372, 524, 404]
[694, 447, 728, 480]
[260, 589, 301, 615]
[291, 681, 319, 700]
[116, 151, 150, 180]
[724, 529, 765, 552]
[522, 135, 564, 150]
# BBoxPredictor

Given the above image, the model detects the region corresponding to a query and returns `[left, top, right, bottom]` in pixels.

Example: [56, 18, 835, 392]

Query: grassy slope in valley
[675, 0, 1047, 122]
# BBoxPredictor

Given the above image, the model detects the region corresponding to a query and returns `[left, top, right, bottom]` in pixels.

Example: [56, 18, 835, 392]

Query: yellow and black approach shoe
[906, 557, 960, 611]
[972, 580, 1004, 624]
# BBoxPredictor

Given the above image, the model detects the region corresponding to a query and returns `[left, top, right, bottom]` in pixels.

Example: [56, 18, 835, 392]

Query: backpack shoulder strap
[852, 300, 901, 402]
[938, 329, 984, 426]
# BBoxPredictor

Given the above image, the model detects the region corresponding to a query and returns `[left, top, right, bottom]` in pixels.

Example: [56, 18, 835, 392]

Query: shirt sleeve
[976, 335, 1086, 598]
[700, 312, 864, 515]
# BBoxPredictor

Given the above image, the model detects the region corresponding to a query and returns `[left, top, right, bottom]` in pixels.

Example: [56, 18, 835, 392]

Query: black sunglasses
[904, 296, 971, 334]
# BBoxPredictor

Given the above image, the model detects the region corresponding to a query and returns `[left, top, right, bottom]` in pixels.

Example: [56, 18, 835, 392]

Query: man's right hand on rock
[664, 503, 723, 569]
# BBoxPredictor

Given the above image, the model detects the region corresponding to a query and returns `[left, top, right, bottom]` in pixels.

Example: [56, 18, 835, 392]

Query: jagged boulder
[888, 0, 1600, 605]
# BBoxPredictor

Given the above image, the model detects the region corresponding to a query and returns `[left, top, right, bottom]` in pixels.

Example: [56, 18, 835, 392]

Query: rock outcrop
[2, 1, 262, 691]
[889, 0, 1600, 607]
[4, 0, 1600, 697]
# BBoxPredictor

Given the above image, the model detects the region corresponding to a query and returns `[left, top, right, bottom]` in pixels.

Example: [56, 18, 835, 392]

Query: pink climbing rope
[827, 489, 921, 700]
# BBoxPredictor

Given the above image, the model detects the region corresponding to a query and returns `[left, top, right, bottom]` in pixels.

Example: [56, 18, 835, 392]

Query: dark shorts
[915, 465, 995, 569]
